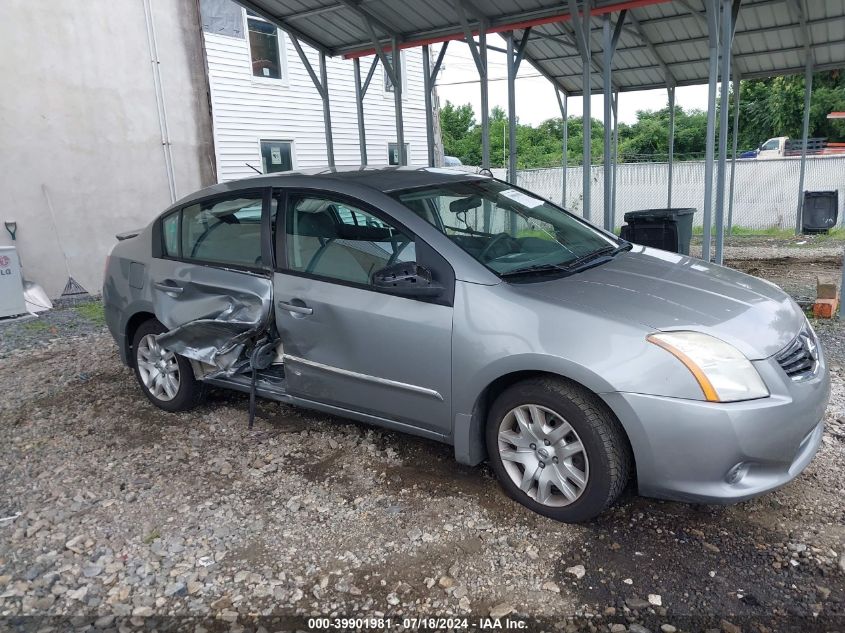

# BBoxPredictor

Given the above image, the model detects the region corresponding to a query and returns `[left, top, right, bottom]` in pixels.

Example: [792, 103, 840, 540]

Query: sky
[434, 37, 712, 126]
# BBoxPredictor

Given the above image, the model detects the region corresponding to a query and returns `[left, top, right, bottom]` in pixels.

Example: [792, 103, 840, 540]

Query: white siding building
[199, 0, 431, 182]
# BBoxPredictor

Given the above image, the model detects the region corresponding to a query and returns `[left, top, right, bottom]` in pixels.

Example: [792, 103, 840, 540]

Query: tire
[486, 377, 631, 523]
[131, 319, 204, 412]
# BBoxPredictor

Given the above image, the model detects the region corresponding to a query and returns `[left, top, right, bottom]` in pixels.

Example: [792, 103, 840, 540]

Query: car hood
[516, 246, 802, 360]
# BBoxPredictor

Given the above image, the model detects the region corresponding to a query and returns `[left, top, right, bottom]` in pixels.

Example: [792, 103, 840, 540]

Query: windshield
[391, 179, 620, 276]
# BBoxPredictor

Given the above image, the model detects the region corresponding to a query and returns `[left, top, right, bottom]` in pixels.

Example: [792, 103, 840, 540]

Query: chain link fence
[514, 156, 845, 230]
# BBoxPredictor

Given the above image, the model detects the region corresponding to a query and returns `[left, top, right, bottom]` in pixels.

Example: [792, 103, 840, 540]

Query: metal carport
[233, 0, 845, 265]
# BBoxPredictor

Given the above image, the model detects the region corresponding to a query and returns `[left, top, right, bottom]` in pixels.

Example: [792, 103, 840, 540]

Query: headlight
[647, 331, 769, 402]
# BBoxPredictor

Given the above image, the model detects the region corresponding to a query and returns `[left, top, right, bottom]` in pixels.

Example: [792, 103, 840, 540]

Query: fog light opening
[725, 462, 750, 485]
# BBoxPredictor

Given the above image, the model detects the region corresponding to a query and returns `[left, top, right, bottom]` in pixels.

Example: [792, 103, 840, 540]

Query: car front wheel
[486, 377, 631, 523]
[132, 319, 204, 412]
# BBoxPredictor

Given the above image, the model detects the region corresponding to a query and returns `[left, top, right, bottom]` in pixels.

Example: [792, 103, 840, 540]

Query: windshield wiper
[498, 241, 631, 279]
[499, 263, 570, 278]
[562, 241, 632, 271]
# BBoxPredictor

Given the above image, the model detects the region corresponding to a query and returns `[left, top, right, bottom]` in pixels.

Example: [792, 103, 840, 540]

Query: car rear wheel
[486, 377, 631, 523]
[132, 319, 204, 412]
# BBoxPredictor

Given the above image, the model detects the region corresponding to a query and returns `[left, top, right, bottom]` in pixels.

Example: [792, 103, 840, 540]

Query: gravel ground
[692, 235, 844, 305]
[690, 233, 845, 261]
[1, 258, 845, 633]
[0, 299, 107, 360]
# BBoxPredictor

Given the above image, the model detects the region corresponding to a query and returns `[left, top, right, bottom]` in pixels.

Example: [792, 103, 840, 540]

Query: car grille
[776, 326, 819, 381]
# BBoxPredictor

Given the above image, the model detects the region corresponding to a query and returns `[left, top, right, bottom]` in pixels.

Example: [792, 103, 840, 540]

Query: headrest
[296, 211, 337, 238]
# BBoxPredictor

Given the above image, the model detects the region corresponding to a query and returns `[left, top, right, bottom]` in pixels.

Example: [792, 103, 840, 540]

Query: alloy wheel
[136, 334, 180, 402]
[497, 404, 590, 507]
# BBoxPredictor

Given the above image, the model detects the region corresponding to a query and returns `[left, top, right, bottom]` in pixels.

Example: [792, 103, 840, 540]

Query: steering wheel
[479, 232, 520, 262]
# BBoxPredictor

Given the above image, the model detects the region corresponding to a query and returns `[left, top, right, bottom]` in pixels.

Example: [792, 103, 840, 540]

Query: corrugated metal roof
[236, 0, 845, 95]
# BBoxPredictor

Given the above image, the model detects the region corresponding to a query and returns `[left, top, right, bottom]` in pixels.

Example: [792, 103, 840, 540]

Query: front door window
[284, 196, 415, 285]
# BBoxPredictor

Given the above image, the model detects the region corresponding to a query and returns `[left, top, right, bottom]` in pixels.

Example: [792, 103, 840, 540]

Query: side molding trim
[284, 354, 444, 401]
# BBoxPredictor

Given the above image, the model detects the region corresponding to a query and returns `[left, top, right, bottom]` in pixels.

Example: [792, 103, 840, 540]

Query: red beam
[342, 0, 672, 59]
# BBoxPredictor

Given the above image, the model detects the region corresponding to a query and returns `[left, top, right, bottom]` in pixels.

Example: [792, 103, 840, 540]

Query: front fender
[449, 280, 706, 466]
[451, 353, 617, 466]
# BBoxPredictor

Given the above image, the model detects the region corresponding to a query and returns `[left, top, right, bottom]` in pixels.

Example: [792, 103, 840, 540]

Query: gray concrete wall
[0, 0, 216, 298]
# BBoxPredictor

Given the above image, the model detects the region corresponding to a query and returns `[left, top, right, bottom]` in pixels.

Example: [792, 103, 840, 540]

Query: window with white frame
[388, 142, 410, 166]
[246, 10, 285, 79]
[260, 140, 293, 173]
[383, 51, 407, 94]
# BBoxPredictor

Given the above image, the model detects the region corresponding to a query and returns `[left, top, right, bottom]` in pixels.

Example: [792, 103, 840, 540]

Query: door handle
[277, 300, 313, 315]
[153, 281, 184, 295]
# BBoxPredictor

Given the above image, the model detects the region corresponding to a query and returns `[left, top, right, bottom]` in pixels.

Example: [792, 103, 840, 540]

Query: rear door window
[180, 196, 265, 267]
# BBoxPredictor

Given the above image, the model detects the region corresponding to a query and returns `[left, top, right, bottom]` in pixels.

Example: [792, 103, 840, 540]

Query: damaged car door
[272, 192, 454, 438]
[148, 189, 275, 375]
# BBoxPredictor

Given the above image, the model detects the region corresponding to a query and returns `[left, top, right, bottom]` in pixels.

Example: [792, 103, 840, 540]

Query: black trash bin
[620, 208, 696, 255]
[802, 191, 839, 234]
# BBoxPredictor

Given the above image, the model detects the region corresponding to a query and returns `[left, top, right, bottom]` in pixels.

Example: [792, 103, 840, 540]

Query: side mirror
[372, 262, 444, 298]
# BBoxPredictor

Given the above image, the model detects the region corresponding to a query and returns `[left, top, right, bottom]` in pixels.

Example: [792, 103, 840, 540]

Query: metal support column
[568, 0, 592, 221]
[423, 45, 434, 167]
[701, 0, 719, 262]
[506, 29, 532, 184]
[714, 0, 733, 265]
[556, 90, 568, 207]
[601, 12, 625, 231]
[357, 14, 405, 165]
[455, 1, 489, 170]
[667, 86, 676, 208]
[507, 32, 519, 184]
[318, 52, 335, 169]
[479, 32, 489, 170]
[356, 14, 408, 165]
[795, 59, 813, 234]
[292, 39, 335, 169]
[422, 43, 449, 168]
[391, 37, 406, 165]
[603, 16, 613, 230]
[505, 39, 516, 231]
[353, 58, 367, 165]
[612, 89, 619, 225]
[727, 68, 741, 233]
[507, 32, 517, 182]
[563, 95, 569, 208]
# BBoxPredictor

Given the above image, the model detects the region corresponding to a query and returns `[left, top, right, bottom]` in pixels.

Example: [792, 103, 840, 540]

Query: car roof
[168, 166, 490, 211]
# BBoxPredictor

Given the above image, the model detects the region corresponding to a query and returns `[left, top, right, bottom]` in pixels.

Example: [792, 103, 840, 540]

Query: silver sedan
[103, 167, 829, 522]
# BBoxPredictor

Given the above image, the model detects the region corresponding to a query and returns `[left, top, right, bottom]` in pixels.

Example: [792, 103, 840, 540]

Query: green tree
[732, 70, 845, 149]
[617, 106, 708, 160]
[437, 70, 845, 169]
[440, 101, 475, 160]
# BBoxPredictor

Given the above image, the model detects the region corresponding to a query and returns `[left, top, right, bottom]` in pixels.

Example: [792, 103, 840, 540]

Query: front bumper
[602, 352, 830, 504]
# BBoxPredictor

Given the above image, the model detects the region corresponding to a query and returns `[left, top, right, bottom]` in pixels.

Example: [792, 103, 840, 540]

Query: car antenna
[245, 163, 262, 174]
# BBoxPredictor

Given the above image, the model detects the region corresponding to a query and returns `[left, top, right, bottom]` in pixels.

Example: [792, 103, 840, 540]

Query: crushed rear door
[146, 190, 276, 376]
[152, 265, 273, 375]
